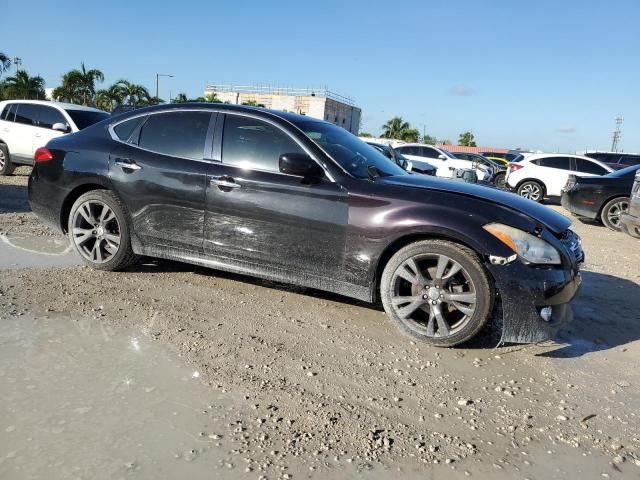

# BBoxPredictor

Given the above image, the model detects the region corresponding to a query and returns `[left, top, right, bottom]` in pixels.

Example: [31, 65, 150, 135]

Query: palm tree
[112, 80, 150, 107]
[458, 131, 476, 147]
[173, 92, 188, 103]
[381, 117, 412, 140]
[94, 85, 125, 112]
[3, 70, 45, 99]
[64, 62, 104, 106]
[0, 52, 11, 79]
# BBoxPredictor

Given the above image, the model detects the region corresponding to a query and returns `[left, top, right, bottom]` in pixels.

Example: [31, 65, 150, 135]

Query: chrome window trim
[108, 107, 336, 182]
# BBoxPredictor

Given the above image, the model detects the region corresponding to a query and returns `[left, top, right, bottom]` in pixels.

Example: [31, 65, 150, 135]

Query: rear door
[535, 156, 573, 196]
[108, 110, 215, 251]
[203, 113, 348, 278]
[11, 103, 39, 164]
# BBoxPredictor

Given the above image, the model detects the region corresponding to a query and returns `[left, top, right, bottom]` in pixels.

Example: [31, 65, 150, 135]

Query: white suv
[506, 153, 613, 202]
[0, 100, 109, 175]
[394, 143, 492, 180]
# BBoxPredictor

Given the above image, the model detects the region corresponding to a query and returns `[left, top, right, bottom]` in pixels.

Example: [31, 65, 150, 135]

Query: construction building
[203, 84, 361, 134]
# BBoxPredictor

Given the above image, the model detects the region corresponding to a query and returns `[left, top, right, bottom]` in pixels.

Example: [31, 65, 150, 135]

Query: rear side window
[138, 111, 211, 159]
[222, 114, 304, 172]
[38, 106, 67, 130]
[537, 156, 572, 170]
[5, 104, 17, 122]
[396, 146, 416, 156]
[113, 117, 144, 143]
[620, 156, 640, 166]
[574, 158, 608, 175]
[14, 104, 39, 126]
[0, 104, 13, 121]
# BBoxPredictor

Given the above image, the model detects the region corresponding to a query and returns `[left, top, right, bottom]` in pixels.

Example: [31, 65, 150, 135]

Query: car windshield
[442, 149, 457, 159]
[605, 164, 640, 178]
[294, 121, 407, 178]
[65, 109, 110, 130]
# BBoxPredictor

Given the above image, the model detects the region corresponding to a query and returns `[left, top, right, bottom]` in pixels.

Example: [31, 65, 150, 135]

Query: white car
[0, 100, 109, 175]
[394, 143, 492, 180]
[506, 153, 613, 202]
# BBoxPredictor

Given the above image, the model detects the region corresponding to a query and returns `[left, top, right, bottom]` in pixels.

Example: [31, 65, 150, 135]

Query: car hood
[380, 174, 572, 234]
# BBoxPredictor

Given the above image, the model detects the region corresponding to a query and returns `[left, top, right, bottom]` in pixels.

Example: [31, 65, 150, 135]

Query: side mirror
[52, 122, 70, 133]
[438, 154, 447, 160]
[279, 153, 324, 178]
[404, 160, 413, 172]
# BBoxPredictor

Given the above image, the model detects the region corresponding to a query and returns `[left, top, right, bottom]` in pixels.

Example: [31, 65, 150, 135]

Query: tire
[380, 240, 494, 347]
[493, 172, 506, 189]
[68, 190, 138, 271]
[517, 180, 544, 202]
[600, 197, 630, 231]
[0, 144, 15, 176]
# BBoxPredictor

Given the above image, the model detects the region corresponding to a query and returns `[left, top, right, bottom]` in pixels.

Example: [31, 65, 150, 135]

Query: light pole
[12, 57, 22, 74]
[155, 73, 173, 100]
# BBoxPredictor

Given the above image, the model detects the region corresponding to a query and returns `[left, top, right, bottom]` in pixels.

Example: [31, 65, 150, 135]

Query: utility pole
[12, 57, 22, 73]
[155, 73, 174, 100]
[611, 116, 623, 152]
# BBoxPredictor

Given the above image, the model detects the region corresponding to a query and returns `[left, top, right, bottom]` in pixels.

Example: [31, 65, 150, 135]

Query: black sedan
[561, 165, 640, 231]
[29, 103, 583, 346]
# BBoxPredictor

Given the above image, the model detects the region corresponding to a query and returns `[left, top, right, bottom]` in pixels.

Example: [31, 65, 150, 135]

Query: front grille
[560, 229, 584, 264]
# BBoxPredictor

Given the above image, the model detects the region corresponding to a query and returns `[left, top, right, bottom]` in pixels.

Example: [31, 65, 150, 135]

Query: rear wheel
[68, 190, 138, 271]
[517, 180, 544, 202]
[493, 172, 506, 189]
[380, 240, 494, 347]
[0, 144, 15, 176]
[601, 197, 629, 231]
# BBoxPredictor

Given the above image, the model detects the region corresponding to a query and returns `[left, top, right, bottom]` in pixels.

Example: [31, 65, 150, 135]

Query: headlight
[483, 223, 561, 265]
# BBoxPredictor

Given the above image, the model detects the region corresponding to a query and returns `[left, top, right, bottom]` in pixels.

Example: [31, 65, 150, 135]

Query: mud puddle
[0, 314, 248, 480]
[0, 233, 79, 268]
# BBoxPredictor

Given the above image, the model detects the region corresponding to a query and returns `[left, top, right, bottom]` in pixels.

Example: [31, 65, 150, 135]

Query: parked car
[0, 100, 109, 175]
[454, 152, 507, 188]
[583, 151, 640, 171]
[561, 165, 640, 231]
[394, 143, 492, 181]
[620, 169, 640, 239]
[365, 141, 436, 175]
[29, 103, 583, 346]
[506, 154, 613, 202]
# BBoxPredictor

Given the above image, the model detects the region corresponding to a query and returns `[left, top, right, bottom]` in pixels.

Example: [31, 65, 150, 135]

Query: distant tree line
[363, 115, 475, 147]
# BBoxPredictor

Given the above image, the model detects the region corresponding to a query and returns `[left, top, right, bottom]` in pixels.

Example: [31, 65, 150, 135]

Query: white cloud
[557, 126, 576, 134]
[449, 84, 474, 96]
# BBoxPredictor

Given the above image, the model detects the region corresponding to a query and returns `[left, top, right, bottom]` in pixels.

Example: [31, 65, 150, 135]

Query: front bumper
[488, 258, 582, 344]
[620, 212, 640, 238]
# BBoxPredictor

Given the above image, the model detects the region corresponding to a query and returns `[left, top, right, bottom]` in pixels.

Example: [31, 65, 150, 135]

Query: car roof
[0, 99, 106, 113]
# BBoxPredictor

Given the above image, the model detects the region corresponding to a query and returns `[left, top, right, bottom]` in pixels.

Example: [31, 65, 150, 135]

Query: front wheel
[601, 197, 629, 231]
[0, 144, 15, 176]
[380, 240, 494, 347]
[68, 190, 138, 271]
[517, 180, 544, 202]
[493, 172, 506, 189]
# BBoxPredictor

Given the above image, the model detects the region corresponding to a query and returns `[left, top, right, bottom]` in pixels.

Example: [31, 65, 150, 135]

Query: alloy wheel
[389, 254, 477, 338]
[606, 199, 629, 228]
[71, 200, 121, 263]
[519, 183, 541, 201]
[0, 149, 5, 169]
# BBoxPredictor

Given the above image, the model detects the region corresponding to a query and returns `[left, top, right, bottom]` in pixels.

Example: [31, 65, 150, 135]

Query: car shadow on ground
[0, 184, 30, 213]
[537, 271, 640, 358]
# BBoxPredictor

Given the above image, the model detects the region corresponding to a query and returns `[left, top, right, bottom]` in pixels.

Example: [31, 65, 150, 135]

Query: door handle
[210, 176, 241, 190]
[115, 158, 142, 171]
[34, 133, 41, 138]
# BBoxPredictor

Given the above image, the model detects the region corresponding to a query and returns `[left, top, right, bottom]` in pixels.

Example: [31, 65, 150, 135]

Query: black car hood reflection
[379, 174, 572, 234]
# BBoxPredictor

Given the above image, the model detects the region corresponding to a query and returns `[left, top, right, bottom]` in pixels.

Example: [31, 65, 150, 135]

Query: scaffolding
[204, 83, 356, 107]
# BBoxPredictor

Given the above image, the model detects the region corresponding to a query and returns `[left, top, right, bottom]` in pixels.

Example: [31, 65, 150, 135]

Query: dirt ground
[1, 167, 639, 479]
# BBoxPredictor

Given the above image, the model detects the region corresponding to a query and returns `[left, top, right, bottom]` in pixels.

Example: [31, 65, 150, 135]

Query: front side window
[620, 156, 640, 166]
[66, 110, 110, 130]
[138, 111, 211, 159]
[538, 156, 572, 170]
[222, 114, 305, 172]
[420, 147, 441, 159]
[38, 106, 67, 130]
[291, 119, 407, 179]
[14, 104, 39, 126]
[574, 158, 608, 175]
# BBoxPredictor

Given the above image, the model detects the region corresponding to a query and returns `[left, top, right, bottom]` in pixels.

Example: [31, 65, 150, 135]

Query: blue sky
[3, 0, 640, 152]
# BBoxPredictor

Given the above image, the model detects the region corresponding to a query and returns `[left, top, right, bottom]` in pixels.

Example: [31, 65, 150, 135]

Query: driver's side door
[204, 113, 348, 279]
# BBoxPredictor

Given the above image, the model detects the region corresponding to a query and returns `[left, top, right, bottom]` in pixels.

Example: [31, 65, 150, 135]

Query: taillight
[34, 147, 53, 163]
[508, 162, 524, 173]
